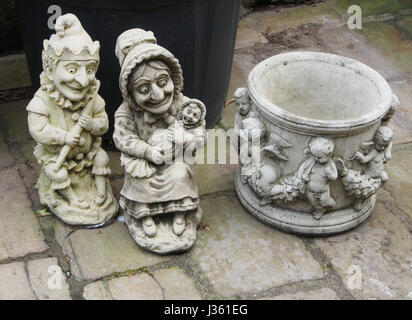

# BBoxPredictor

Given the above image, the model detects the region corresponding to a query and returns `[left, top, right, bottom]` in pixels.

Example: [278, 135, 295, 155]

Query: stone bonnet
[115, 28, 184, 106]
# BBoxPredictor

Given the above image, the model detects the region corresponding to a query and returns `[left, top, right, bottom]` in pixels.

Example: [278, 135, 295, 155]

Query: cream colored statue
[113, 28, 206, 254]
[26, 14, 118, 226]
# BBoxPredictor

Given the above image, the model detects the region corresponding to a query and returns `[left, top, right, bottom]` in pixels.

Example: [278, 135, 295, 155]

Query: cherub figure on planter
[26, 14, 118, 226]
[113, 29, 206, 254]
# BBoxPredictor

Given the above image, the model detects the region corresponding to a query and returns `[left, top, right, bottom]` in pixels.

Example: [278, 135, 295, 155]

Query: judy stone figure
[26, 14, 118, 226]
[114, 29, 206, 254]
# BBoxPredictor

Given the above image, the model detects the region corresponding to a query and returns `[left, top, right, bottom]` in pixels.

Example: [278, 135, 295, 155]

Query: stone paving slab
[331, 0, 412, 17]
[83, 273, 163, 300]
[153, 268, 202, 300]
[107, 273, 164, 300]
[0, 262, 36, 299]
[107, 150, 122, 177]
[387, 79, 412, 144]
[83, 280, 112, 300]
[0, 168, 48, 260]
[83, 268, 202, 300]
[27, 257, 71, 300]
[191, 195, 324, 297]
[0, 99, 31, 143]
[0, 130, 13, 168]
[361, 21, 412, 76]
[238, 3, 341, 35]
[318, 26, 405, 80]
[383, 147, 412, 219]
[261, 288, 339, 300]
[235, 29, 268, 50]
[315, 201, 412, 299]
[0, 54, 31, 90]
[54, 220, 165, 281]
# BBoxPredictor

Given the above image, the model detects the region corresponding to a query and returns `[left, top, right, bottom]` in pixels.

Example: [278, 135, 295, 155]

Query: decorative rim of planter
[247, 51, 393, 135]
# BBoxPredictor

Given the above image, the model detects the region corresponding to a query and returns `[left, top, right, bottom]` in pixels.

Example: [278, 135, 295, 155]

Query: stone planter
[234, 52, 398, 235]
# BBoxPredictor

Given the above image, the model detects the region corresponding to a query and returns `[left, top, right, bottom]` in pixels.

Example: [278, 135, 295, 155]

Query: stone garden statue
[113, 28, 207, 254]
[26, 14, 118, 226]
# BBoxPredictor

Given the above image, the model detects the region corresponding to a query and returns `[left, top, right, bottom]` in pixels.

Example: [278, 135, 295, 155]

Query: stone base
[235, 171, 376, 236]
[37, 169, 119, 226]
[124, 207, 202, 255]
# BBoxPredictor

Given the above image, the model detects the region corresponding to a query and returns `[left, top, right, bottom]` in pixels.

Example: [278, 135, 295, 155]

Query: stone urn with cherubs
[26, 14, 118, 226]
[113, 28, 207, 254]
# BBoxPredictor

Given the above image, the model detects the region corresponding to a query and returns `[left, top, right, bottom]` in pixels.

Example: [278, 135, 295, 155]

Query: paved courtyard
[0, 0, 412, 300]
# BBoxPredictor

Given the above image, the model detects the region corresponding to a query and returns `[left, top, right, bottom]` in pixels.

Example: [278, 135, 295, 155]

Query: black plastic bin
[16, 0, 241, 138]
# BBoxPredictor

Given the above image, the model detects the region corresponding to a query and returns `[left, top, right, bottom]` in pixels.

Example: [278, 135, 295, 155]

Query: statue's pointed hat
[43, 13, 100, 61]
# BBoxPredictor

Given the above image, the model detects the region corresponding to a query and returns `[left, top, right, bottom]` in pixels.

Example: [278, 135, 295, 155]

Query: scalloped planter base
[235, 171, 375, 236]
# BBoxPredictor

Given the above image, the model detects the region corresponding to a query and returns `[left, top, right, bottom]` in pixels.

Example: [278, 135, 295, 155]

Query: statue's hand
[78, 115, 94, 132]
[145, 146, 164, 165]
[65, 132, 80, 147]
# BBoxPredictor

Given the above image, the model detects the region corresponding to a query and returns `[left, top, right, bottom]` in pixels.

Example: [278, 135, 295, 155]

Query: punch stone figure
[26, 14, 118, 226]
[113, 28, 206, 254]
[234, 52, 398, 235]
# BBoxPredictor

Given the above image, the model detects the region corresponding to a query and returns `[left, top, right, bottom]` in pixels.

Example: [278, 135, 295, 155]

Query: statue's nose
[150, 83, 164, 101]
[75, 66, 89, 87]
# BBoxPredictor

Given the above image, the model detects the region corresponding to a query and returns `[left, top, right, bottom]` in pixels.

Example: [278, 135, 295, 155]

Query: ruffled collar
[40, 72, 96, 111]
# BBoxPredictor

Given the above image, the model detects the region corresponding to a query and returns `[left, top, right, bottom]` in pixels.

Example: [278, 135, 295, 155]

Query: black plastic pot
[16, 0, 240, 137]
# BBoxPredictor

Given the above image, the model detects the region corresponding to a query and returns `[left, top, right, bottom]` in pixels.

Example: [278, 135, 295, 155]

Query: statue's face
[237, 97, 250, 115]
[131, 65, 174, 114]
[182, 105, 201, 126]
[52, 60, 98, 101]
[313, 154, 330, 164]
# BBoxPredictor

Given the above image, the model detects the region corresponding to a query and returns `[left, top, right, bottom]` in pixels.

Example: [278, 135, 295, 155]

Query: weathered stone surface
[83, 281, 112, 300]
[194, 140, 238, 196]
[0, 262, 36, 299]
[153, 268, 202, 300]
[332, 0, 412, 17]
[0, 99, 31, 143]
[0, 130, 13, 168]
[0, 54, 31, 90]
[361, 21, 412, 76]
[238, 3, 341, 34]
[83, 273, 164, 300]
[316, 202, 412, 299]
[108, 273, 163, 300]
[262, 288, 339, 300]
[318, 26, 405, 80]
[107, 150, 122, 176]
[191, 195, 324, 297]
[384, 148, 412, 218]
[0, 168, 48, 260]
[27, 258, 71, 300]
[54, 220, 165, 280]
[235, 29, 268, 50]
[196, 164, 238, 196]
[387, 79, 412, 144]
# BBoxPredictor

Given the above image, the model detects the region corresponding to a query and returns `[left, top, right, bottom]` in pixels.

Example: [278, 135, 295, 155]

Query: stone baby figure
[26, 14, 118, 226]
[148, 99, 207, 163]
[234, 87, 254, 136]
[239, 117, 266, 185]
[297, 137, 338, 220]
[352, 126, 393, 183]
[113, 28, 206, 254]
